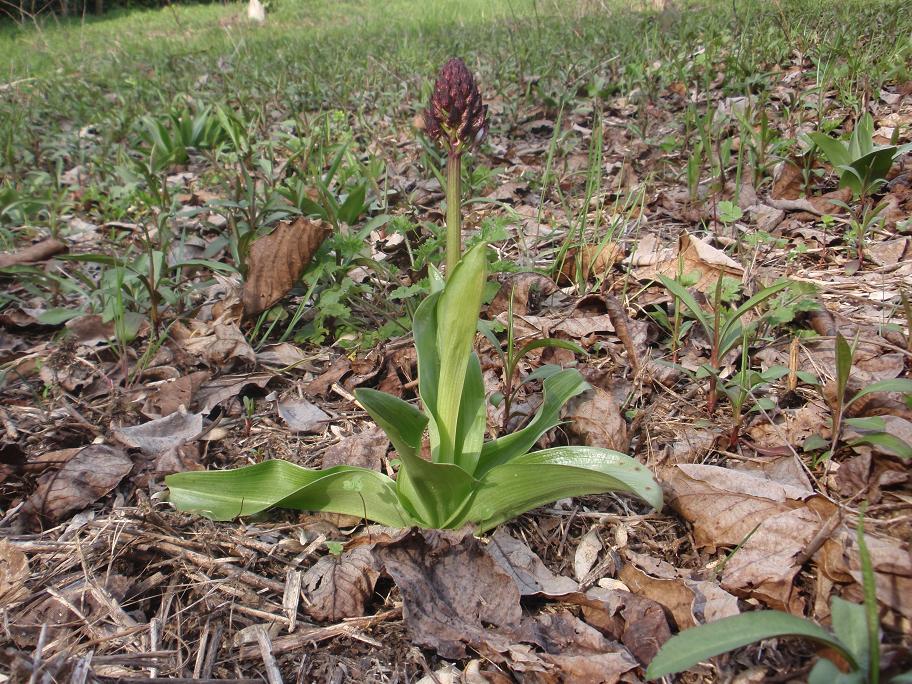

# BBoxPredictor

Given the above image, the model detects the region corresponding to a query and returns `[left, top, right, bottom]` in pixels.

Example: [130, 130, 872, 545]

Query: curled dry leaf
[573, 526, 603, 582]
[372, 529, 527, 660]
[487, 528, 579, 597]
[23, 444, 132, 524]
[0, 238, 66, 268]
[114, 410, 203, 456]
[322, 427, 388, 470]
[562, 387, 629, 453]
[617, 549, 740, 630]
[488, 272, 556, 318]
[635, 232, 744, 295]
[301, 547, 380, 622]
[242, 216, 331, 317]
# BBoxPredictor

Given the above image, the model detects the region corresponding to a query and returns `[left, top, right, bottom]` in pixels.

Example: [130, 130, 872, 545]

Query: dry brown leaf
[276, 396, 330, 433]
[635, 232, 744, 295]
[301, 547, 380, 622]
[487, 528, 579, 597]
[322, 427, 388, 470]
[114, 410, 203, 456]
[771, 160, 804, 200]
[0, 539, 29, 604]
[617, 549, 739, 630]
[574, 587, 672, 666]
[373, 529, 528, 660]
[255, 342, 311, 367]
[182, 321, 256, 368]
[562, 387, 628, 453]
[194, 373, 274, 412]
[242, 216, 331, 317]
[0, 238, 66, 268]
[142, 370, 210, 417]
[488, 273, 557, 318]
[306, 357, 352, 397]
[23, 445, 133, 524]
[558, 243, 623, 284]
[662, 463, 821, 611]
[574, 527, 604, 582]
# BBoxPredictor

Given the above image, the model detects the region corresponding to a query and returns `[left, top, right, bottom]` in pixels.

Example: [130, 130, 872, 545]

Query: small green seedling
[820, 334, 912, 463]
[806, 114, 910, 200]
[478, 287, 585, 433]
[658, 274, 800, 413]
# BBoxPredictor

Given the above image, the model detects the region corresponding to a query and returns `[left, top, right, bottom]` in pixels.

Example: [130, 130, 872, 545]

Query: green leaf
[475, 369, 589, 477]
[808, 131, 852, 168]
[808, 658, 865, 684]
[835, 334, 853, 401]
[848, 433, 912, 460]
[37, 308, 83, 325]
[720, 280, 792, 349]
[848, 378, 912, 407]
[645, 611, 859, 680]
[354, 388, 427, 460]
[831, 597, 869, 673]
[843, 416, 886, 431]
[453, 353, 487, 474]
[658, 274, 712, 336]
[516, 337, 586, 360]
[337, 183, 367, 225]
[165, 460, 415, 527]
[394, 449, 477, 528]
[465, 446, 662, 532]
[419, 243, 487, 464]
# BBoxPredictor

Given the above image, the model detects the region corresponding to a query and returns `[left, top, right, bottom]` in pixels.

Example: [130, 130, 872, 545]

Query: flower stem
[446, 152, 462, 277]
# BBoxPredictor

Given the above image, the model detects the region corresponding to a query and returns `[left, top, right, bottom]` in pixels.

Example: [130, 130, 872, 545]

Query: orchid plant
[165, 60, 662, 532]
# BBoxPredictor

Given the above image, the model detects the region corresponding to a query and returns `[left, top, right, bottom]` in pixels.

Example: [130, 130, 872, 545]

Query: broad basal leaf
[463, 446, 663, 532]
[645, 611, 858, 680]
[355, 388, 427, 461]
[166, 460, 415, 528]
[475, 369, 589, 477]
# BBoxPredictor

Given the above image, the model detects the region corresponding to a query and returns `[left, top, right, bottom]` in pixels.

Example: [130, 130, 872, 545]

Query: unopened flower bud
[424, 58, 488, 155]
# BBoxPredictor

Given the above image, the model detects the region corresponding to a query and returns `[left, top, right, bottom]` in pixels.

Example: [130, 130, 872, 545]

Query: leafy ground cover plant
[165, 243, 662, 530]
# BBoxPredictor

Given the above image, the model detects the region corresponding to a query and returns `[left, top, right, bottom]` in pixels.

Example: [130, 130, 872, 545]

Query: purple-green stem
[446, 152, 462, 277]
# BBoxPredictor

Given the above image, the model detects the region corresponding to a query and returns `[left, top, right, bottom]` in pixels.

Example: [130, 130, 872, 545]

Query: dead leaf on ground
[635, 232, 744, 295]
[562, 387, 629, 453]
[487, 528, 579, 597]
[372, 529, 529, 660]
[301, 547, 380, 622]
[307, 357, 352, 397]
[194, 373, 274, 413]
[180, 321, 256, 368]
[255, 342, 313, 368]
[488, 273, 557, 317]
[141, 370, 210, 417]
[574, 526, 604, 582]
[242, 217, 331, 317]
[0, 539, 29, 604]
[23, 444, 133, 524]
[277, 396, 330, 433]
[0, 238, 66, 268]
[617, 549, 740, 630]
[114, 410, 203, 456]
[661, 463, 821, 611]
[322, 427, 388, 470]
[557, 243, 623, 285]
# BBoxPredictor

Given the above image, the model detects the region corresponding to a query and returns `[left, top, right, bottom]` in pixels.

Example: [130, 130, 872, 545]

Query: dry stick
[255, 625, 285, 684]
[130, 534, 285, 594]
[236, 607, 401, 659]
[0, 237, 66, 267]
[603, 293, 639, 374]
